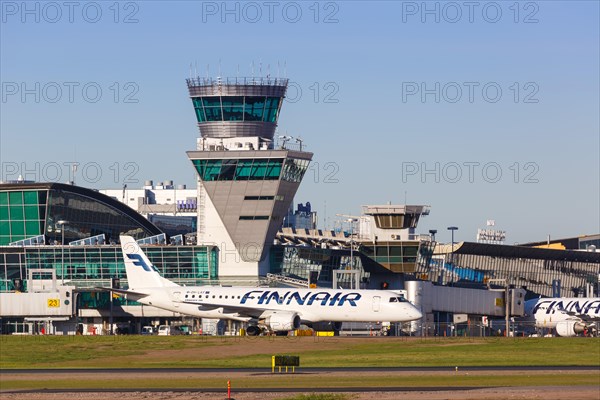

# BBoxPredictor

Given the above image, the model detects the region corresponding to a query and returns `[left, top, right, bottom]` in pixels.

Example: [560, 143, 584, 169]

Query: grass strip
[1, 336, 599, 369]
[1, 373, 599, 390]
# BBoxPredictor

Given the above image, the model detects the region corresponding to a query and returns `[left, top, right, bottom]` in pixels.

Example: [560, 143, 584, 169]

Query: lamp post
[347, 218, 356, 269]
[56, 220, 69, 284]
[447, 226, 458, 284]
[428, 229, 437, 242]
[447, 226, 458, 255]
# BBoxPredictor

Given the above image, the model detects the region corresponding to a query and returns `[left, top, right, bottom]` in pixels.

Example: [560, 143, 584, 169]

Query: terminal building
[1, 74, 599, 336]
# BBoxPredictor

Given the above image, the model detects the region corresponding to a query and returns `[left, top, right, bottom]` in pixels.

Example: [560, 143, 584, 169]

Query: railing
[186, 76, 289, 87]
[265, 273, 309, 288]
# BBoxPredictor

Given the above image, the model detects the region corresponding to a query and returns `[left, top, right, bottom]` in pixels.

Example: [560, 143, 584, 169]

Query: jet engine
[555, 321, 587, 337]
[262, 311, 301, 332]
[245, 325, 263, 336]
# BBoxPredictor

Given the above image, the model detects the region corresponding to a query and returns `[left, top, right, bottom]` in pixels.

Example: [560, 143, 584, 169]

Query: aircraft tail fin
[120, 235, 179, 289]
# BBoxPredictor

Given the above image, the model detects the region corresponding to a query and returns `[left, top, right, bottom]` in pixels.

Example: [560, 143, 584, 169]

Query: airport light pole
[347, 218, 357, 270]
[56, 220, 69, 284]
[447, 226, 458, 284]
[447, 225, 458, 259]
[429, 229, 437, 242]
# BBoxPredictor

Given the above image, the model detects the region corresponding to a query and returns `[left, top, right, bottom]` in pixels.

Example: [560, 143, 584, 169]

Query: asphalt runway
[2, 365, 598, 374]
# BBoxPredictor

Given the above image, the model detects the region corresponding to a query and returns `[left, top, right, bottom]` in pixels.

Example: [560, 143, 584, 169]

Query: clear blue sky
[1, 1, 599, 243]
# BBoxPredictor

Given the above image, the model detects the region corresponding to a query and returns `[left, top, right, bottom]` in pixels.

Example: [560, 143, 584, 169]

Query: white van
[141, 326, 154, 335]
[157, 325, 170, 336]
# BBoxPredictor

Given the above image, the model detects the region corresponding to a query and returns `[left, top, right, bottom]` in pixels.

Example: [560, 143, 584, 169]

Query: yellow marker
[47, 299, 59, 307]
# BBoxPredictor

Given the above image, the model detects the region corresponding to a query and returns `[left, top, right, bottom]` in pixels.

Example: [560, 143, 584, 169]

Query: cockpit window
[390, 296, 407, 303]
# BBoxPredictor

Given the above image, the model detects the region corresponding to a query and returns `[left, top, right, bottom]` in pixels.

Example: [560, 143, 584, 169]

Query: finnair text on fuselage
[532, 299, 600, 315]
[182, 289, 363, 307]
[241, 290, 361, 307]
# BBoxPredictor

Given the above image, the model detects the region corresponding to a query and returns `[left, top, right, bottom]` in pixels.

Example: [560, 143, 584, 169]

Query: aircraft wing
[564, 311, 600, 324]
[575, 314, 600, 324]
[179, 300, 306, 321]
[94, 287, 149, 299]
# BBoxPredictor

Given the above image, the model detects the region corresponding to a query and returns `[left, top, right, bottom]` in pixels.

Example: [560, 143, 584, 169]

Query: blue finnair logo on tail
[126, 253, 156, 272]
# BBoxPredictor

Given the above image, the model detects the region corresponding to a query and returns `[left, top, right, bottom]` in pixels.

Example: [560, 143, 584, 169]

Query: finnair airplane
[109, 236, 423, 335]
[524, 297, 600, 337]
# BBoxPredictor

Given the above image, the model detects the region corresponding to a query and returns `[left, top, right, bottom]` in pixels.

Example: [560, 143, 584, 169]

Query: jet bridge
[405, 280, 526, 334]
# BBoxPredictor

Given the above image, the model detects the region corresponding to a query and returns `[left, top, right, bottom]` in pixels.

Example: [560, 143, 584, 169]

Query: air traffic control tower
[186, 77, 313, 278]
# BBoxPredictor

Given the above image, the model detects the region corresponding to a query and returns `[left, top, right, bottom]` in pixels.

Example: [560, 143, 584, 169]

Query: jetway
[0, 285, 75, 317]
[1, 268, 75, 318]
[405, 281, 526, 335]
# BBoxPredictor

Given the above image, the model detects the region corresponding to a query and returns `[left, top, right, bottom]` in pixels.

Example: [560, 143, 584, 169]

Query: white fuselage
[525, 297, 600, 328]
[135, 286, 422, 323]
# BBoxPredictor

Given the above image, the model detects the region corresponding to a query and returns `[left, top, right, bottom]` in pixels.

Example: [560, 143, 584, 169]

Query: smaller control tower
[186, 76, 313, 278]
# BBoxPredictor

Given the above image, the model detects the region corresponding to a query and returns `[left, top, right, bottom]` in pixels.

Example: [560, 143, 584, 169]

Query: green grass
[0, 336, 599, 369]
[1, 337, 598, 391]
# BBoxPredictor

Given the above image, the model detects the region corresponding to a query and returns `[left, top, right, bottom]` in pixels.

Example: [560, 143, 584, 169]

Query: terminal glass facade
[1, 184, 162, 246]
[192, 96, 281, 123]
[0, 245, 218, 291]
[45, 188, 154, 243]
[270, 245, 368, 287]
[0, 190, 46, 245]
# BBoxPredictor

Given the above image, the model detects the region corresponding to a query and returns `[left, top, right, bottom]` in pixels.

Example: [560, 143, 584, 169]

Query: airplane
[106, 235, 423, 335]
[524, 297, 600, 337]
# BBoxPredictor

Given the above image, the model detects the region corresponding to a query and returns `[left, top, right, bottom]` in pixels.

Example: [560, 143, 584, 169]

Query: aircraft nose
[410, 307, 423, 321]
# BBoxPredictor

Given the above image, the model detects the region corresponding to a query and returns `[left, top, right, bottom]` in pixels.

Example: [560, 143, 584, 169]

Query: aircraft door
[372, 296, 381, 312]
[173, 292, 181, 308]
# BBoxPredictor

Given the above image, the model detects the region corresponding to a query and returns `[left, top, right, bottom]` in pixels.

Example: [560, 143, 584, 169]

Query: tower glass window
[244, 97, 266, 121]
[192, 158, 284, 181]
[191, 96, 282, 123]
[222, 97, 244, 121]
